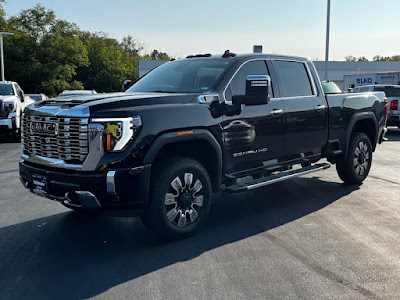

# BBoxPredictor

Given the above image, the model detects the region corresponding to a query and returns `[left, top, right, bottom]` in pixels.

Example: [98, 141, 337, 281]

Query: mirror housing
[122, 80, 132, 91]
[232, 75, 270, 106]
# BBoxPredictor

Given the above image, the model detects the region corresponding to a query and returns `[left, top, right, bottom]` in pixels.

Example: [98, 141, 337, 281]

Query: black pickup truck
[19, 51, 387, 240]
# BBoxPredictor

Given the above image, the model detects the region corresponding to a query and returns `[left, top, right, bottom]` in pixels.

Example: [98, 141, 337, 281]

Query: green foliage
[2, 4, 171, 96]
[373, 55, 400, 61]
[150, 49, 171, 60]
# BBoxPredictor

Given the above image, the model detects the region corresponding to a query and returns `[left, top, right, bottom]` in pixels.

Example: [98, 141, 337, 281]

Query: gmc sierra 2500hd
[19, 51, 387, 240]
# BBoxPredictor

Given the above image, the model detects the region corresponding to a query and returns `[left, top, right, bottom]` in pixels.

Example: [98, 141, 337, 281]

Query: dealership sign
[377, 74, 398, 85]
[356, 75, 376, 86]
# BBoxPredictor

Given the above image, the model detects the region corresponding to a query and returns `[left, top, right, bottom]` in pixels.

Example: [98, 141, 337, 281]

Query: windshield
[28, 95, 42, 101]
[127, 59, 232, 93]
[0, 84, 14, 96]
[321, 81, 342, 94]
[373, 86, 400, 97]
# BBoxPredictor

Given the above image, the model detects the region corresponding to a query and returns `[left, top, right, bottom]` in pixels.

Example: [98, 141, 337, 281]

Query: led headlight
[91, 116, 142, 152]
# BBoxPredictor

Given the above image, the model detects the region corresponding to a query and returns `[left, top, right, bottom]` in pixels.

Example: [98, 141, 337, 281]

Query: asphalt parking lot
[0, 130, 399, 300]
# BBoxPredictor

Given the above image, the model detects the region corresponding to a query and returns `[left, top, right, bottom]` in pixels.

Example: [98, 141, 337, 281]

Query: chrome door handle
[315, 105, 326, 111]
[270, 109, 284, 115]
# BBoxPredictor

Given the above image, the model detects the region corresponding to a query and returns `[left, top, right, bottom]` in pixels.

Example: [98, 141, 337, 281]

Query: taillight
[384, 98, 388, 120]
[390, 99, 398, 110]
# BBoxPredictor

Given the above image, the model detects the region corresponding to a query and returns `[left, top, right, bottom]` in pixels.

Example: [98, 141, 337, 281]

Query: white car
[0, 81, 35, 140]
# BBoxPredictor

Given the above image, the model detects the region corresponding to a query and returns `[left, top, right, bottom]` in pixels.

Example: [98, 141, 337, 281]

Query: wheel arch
[143, 129, 223, 193]
[345, 112, 378, 158]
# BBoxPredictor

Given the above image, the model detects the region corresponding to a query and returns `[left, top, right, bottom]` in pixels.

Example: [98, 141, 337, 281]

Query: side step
[224, 163, 331, 194]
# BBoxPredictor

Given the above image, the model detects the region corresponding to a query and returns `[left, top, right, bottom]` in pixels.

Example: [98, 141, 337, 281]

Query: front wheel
[144, 157, 212, 240]
[336, 132, 372, 184]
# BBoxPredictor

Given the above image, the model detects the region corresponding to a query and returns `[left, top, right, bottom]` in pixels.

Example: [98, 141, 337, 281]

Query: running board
[224, 163, 331, 194]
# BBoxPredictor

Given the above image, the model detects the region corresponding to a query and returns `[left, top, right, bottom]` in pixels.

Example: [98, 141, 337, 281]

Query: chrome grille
[22, 115, 89, 164]
[0, 101, 8, 119]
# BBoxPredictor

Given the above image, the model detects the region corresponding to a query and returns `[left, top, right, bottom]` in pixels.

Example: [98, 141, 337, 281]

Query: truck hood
[26, 92, 198, 117]
[40, 92, 196, 107]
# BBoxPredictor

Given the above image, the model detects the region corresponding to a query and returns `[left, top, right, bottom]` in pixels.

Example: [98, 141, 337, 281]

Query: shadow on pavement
[385, 128, 400, 142]
[0, 176, 359, 299]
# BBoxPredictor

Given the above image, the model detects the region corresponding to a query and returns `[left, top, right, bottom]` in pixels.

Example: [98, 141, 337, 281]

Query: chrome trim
[106, 171, 117, 195]
[81, 123, 105, 171]
[197, 94, 219, 104]
[24, 103, 90, 118]
[315, 105, 326, 110]
[22, 154, 83, 170]
[270, 109, 284, 115]
[63, 192, 102, 208]
[246, 164, 331, 191]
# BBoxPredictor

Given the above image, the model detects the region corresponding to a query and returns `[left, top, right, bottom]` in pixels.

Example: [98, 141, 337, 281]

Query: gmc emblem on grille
[28, 121, 58, 136]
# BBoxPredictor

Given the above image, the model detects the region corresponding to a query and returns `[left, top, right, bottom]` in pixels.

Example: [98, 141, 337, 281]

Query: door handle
[315, 105, 326, 111]
[270, 109, 284, 115]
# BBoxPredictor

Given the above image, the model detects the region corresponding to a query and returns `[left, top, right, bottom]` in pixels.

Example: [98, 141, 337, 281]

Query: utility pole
[0, 32, 13, 82]
[324, 0, 331, 81]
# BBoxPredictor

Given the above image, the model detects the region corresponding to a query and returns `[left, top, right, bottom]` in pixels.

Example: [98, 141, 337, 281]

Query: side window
[225, 60, 271, 102]
[274, 61, 314, 97]
[358, 87, 370, 92]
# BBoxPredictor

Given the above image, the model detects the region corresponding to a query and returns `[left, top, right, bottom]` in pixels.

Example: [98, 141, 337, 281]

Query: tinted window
[373, 87, 400, 97]
[225, 60, 270, 102]
[0, 83, 14, 96]
[358, 87, 370, 92]
[275, 61, 314, 97]
[128, 59, 232, 93]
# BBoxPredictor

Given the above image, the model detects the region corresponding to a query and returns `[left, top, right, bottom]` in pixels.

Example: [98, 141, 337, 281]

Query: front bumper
[19, 160, 151, 216]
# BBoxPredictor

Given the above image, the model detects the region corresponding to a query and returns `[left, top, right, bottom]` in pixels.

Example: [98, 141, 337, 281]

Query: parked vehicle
[0, 81, 34, 140]
[58, 90, 97, 97]
[321, 81, 342, 94]
[19, 52, 387, 240]
[351, 84, 400, 128]
[26, 94, 48, 102]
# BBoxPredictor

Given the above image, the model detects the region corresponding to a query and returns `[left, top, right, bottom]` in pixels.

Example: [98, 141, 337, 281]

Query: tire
[336, 132, 372, 184]
[143, 157, 212, 240]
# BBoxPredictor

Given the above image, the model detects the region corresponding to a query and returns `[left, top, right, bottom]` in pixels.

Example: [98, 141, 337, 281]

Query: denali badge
[29, 121, 57, 136]
[233, 148, 268, 158]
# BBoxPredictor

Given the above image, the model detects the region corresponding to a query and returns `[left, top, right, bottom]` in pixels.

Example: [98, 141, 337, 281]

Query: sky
[4, 0, 400, 60]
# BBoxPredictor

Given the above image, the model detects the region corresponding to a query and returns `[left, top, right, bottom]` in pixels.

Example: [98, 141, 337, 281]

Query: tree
[150, 49, 171, 60]
[2, 3, 172, 95]
[345, 55, 369, 62]
[4, 4, 88, 96]
[75, 32, 142, 92]
[345, 55, 357, 62]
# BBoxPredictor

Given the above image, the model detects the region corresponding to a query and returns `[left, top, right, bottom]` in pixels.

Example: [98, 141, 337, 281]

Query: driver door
[222, 60, 285, 175]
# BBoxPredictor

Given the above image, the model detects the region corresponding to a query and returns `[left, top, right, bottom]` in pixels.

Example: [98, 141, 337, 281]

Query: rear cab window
[273, 60, 315, 97]
[373, 86, 400, 97]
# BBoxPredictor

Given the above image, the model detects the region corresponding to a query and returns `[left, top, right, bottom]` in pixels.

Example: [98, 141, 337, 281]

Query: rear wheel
[336, 132, 372, 184]
[143, 157, 212, 240]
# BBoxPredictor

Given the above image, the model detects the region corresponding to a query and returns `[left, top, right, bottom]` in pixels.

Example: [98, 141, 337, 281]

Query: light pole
[0, 32, 13, 82]
[324, 0, 331, 81]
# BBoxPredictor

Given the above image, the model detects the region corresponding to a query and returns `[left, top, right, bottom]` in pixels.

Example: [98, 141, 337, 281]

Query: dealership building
[139, 59, 400, 91]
